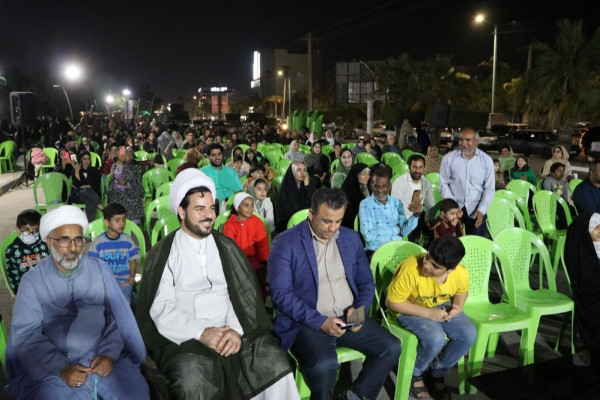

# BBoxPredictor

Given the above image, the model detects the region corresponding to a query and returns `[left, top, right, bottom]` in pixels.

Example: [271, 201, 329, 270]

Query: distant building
[336, 61, 385, 104]
[250, 49, 322, 108]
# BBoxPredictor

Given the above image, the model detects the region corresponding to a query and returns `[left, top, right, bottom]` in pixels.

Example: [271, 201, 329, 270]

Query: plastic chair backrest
[156, 181, 173, 198]
[85, 218, 146, 268]
[532, 190, 572, 234]
[213, 210, 231, 232]
[507, 179, 537, 205]
[486, 197, 526, 239]
[167, 158, 186, 176]
[392, 162, 409, 176]
[330, 159, 340, 174]
[425, 172, 439, 186]
[459, 235, 510, 304]
[42, 147, 58, 165]
[172, 149, 187, 159]
[135, 150, 150, 161]
[355, 152, 378, 166]
[287, 209, 309, 229]
[569, 178, 582, 195]
[381, 152, 403, 166]
[271, 175, 284, 191]
[142, 168, 172, 198]
[144, 195, 173, 233]
[277, 159, 292, 172]
[0, 232, 18, 298]
[401, 149, 414, 160]
[33, 172, 70, 205]
[89, 152, 102, 167]
[494, 189, 533, 231]
[342, 143, 356, 150]
[321, 145, 334, 156]
[151, 214, 180, 246]
[495, 228, 556, 302]
[431, 185, 443, 204]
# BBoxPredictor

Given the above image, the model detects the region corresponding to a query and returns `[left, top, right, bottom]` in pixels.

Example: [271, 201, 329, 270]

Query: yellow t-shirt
[386, 254, 469, 314]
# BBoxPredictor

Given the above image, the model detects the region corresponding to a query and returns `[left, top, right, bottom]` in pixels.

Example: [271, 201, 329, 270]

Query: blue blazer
[268, 220, 375, 350]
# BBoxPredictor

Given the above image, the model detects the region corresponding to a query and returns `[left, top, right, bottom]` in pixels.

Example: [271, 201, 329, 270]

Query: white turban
[169, 168, 216, 214]
[233, 192, 252, 211]
[40, 205, 89, 241]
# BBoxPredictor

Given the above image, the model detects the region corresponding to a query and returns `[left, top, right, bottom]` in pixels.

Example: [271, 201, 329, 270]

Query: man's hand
[90, 355, 114, 377]
[471, 210, 484, 228]
[199, 326, 229, 350]
[427, 307, 449, 322]
[60, 364, 91, 387]
[443, 305, 461, 322]
[345, 307, 363, 333]
[215, 329, 242, 357]
[408, 201, 423, 216]
[321, 317, 346, 337]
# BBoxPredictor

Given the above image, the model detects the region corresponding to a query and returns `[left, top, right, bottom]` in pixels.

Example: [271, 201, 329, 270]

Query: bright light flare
[122, 89, 131, 96]
[475, 14, 485, 23]
[106, 95, 114, 104]
[64, 64, 82, 81]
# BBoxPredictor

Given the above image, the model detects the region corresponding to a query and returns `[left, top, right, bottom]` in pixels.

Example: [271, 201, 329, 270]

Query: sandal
[410, 375, 431, 399]
[429, 375, 451, 400]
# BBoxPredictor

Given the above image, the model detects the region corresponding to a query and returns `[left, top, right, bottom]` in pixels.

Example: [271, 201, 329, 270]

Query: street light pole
[55, 83, 74, 121]
[491, 24, 498, 114]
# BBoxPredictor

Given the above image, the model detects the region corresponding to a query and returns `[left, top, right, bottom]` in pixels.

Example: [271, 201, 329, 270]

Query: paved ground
[0, 150, 588, 399]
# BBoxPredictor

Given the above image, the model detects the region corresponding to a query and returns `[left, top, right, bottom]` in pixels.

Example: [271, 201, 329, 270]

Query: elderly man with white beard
[5, 205, 149, 400]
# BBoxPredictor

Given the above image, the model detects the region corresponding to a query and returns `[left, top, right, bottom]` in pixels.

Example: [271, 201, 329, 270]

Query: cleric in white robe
[135, 169, 299, 400]
[5, 205, 149, 400]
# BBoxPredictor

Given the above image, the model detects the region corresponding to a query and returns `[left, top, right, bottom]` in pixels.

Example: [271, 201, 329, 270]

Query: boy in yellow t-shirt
[386, 236, 476, 400]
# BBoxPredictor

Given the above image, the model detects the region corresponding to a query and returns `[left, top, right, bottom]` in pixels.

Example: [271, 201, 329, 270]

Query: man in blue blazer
[269, 188, 401, 400]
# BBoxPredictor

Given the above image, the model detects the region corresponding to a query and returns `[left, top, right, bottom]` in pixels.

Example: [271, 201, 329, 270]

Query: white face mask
[20, 232, 40, 245]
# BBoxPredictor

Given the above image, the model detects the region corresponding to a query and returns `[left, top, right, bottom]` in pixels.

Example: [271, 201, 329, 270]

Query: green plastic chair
[213, 210, 231, 233]
[532, 190, 573, 270]
[151, 214, 180, 246]
[401, 149, 414, 160]
[0, 140, 16, 173]
[86, 218, 147, 272]
[134, 150, 150, 161]
[494, 190, 535, 232]
[144, 195, 174, 234]
[329, 159, 340, 174]
[381, 152, 403, 166]
[89, 152, 102, 168]
[292, 346, 366, 399]
[495, 228, 575, 354]
[459, 235, 535, 393]
[341, 143, 356, 151]
[271, 175, 284, 192]
[39, 147, 59, 175]
[142, 167, 172, 204]
[506, 179, 537, 224]
[155, 181, 173, 199]
[551, 235, 572, 296]
[355, 152, 378, 167]
[392, 162, 409, 177]
[425, 172, 439, 186]
[321, 145, 334, 156]
[486, 197, 526, 239]
[287, 209, 309, 229]
[372, 242, 468, 398]
[0, 311, 8, 373]
[33, 172, 71, 214]
[0, 232, 19, 298]
[166, 158, 187, 178]
[569, 178, 582, 195]
[266, 143, 284, 153]
[265, 149, 283, 167]
[172, 149, 187, 159]
[277, 159, 292, 174]
[197, 158, 209, 168]
[299, 145, 310, 156]
[431, 184, 443, 204]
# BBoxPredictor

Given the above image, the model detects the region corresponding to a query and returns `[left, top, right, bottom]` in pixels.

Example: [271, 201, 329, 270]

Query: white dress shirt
[150, 230, 243, 345]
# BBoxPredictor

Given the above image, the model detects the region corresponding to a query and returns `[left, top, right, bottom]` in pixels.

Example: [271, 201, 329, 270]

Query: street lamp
[105, 95, 114, 117]
[277, 67, 291, 119]
[122, 89, 133, 120]
[57, 63, 83, 121]
[475, 14, 498, 114]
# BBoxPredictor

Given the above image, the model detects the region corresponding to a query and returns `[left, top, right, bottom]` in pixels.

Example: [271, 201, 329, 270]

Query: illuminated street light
[105, 95, 114, 116]
[475, 14, 498, 114]
[122, 88, 131, 97]
[277, 67, 291, 119]
[64, 64, 82, 81]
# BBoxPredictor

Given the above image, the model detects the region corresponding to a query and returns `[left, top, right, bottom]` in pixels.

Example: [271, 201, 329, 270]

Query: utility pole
[307, 32, 313, 111]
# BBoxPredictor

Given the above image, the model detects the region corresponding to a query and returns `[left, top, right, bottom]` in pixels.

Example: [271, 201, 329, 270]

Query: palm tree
[525, 19, 600, 134]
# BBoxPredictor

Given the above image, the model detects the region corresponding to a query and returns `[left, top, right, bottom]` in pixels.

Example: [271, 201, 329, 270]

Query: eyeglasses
[19, 227, 39, 234]
[48, 236, 87, 248]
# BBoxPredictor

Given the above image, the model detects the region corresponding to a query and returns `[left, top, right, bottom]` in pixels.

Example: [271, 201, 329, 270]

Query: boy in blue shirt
[88, 203, 140, 303]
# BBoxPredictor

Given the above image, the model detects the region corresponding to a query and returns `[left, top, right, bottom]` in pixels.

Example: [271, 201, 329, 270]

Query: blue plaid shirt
[359, 195, 419, 251]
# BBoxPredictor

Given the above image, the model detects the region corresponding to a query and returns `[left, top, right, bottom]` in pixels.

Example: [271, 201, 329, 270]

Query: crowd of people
[3, 116, 600, 399]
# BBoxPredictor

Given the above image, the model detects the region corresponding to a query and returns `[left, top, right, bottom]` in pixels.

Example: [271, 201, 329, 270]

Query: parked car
[477, 130, 499, 152]
[496, 130, 558, 158]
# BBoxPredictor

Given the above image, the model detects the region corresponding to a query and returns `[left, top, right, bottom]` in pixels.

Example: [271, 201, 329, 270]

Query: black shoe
[338, 390, 368, 400]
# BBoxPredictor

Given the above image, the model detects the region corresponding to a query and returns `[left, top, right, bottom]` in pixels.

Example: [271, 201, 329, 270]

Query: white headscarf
[589, 213, 600, 259]
[40, 205, 89, 240]
[233, 192, 252, 211]
[169, 168, 216, 214]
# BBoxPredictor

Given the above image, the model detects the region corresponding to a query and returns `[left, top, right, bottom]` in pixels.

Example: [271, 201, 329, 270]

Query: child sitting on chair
[5, 209, 49, 294]
[543, 162, 574, 229]
[88, 203, 140, 305]
[386, 236, 476, 400]
[429, 198, 465, 239]
[223, 192, 270, 300]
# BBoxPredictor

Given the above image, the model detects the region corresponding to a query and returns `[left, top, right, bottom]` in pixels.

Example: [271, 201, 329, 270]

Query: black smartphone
[338, 306, 366, 329]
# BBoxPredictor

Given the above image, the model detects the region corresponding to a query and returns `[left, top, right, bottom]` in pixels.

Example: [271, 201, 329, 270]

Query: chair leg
[457, 355, 466, 395]
[486, 332, 500, 358]
[294, 367, 311, 399]
[465, 332, 489, 395]
[554, 310, 575, 354]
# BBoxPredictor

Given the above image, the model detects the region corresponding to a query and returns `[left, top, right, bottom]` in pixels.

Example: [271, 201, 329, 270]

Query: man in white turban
[6, 205, 150, 399]
[136, 169, 299, 400]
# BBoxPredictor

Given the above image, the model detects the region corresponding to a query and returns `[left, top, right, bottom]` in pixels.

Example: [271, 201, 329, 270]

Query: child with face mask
[5, 210, 50, 295]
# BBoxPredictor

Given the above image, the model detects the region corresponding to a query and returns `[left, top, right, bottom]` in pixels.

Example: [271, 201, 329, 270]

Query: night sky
[1, 0, 598, 101]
